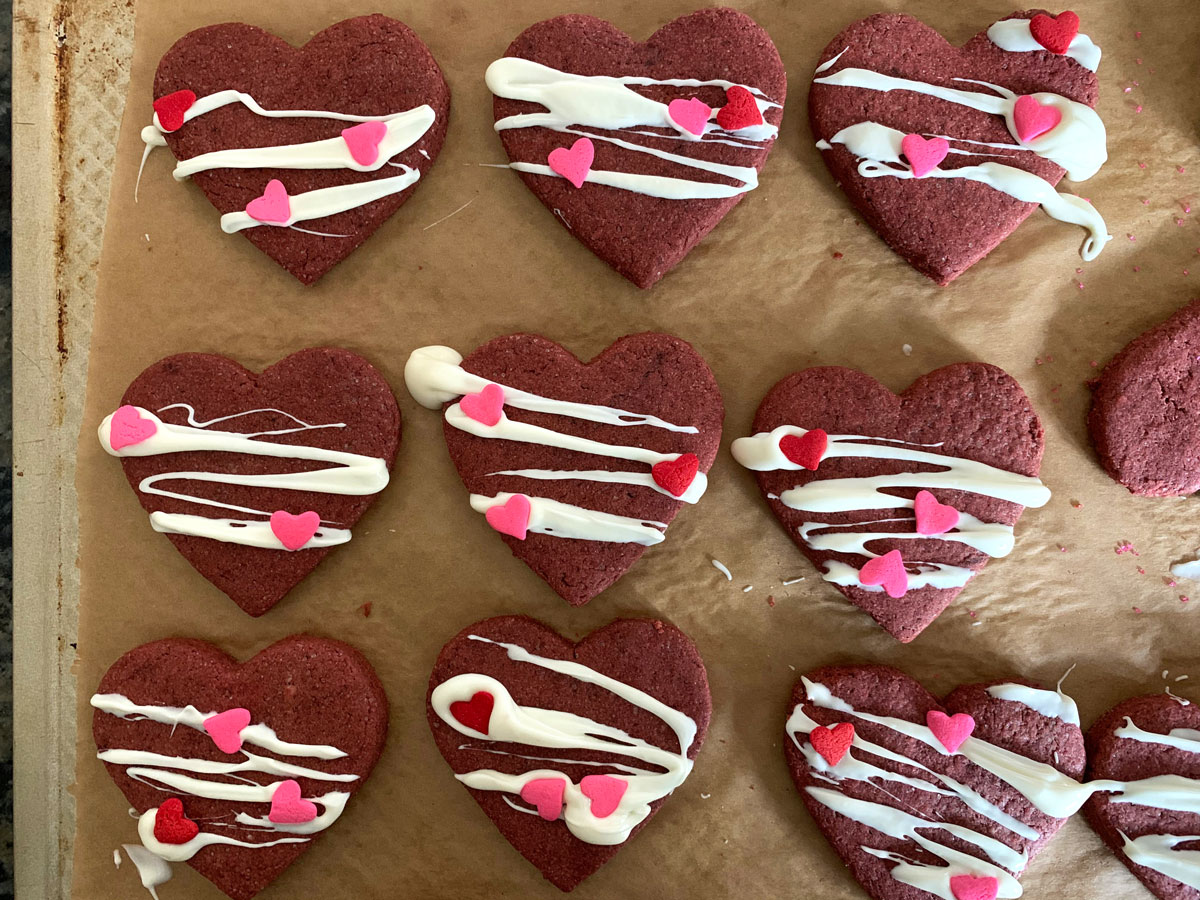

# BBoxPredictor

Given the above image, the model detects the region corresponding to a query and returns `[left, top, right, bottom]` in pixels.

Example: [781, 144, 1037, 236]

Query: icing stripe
[470, 493, 667, 545]
[430, 635, 696, 846]
[485, 57, 779, 199]
[98, 406, 388, 550]
[221, 170, 421, 233]
[490, 468, 707, 504]
[987, 681, 1080, 726]
[986, 19, 1101, 72]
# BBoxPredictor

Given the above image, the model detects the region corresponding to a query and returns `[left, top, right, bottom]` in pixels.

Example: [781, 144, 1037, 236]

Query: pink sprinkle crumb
[1128, 234, 1137, 242]
[1186, 270, 1192, 276]
[1136, 58, 1143, 64]
[1047, 355, 1055, 362]
[1136, 105, 1143, 114]
[1139, 162, 1147, 169]
[1116, 541, 1140, 556]
[1134, 266, 1142, 272]
[1178, 219, 1186, 226]
[1089, 360, 1098, 367]
[967, 610, 977, 619]
[1036, 357, 1043, 365]
[1142, 198, 1150, 205]
[1123, 87, 1132, 94]
[1135, 30, 1141, 38]
[1059, 545, 1068, 553]
[1071, 500, 1084, 509]
[832, 251, 844, 260]
[1180, 166, 1188, 174]
[1137, 566, 1147, 575]
[1166, 578, 1178, 587]
[1182, 596, 1191, 604]
[1133, 607, 1143, 614]
[1077, 282, 1085, 290]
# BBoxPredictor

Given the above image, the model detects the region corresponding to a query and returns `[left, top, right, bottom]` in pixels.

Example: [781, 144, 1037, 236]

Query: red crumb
[766, 595, 776, 607]
[1137, 566, 1146, 575]
[1182, 596, 1191, 604]
[360, 602, 373, 617]
[1166, 578, 1178, 587]
[1134, 266, 1142, 272]
[1089, 360, 1098, 367]
[1071, 500, 1084, 509]
[1180, 166, 1188, 174]
[967, 609, 977, 619]
[832, 251, 844, 259]
[1139, 162, 1147, 169]
[1116, 541, 1140, 556]
[1134, 607, 1143, 614]
[1135, 30, 1141, 38]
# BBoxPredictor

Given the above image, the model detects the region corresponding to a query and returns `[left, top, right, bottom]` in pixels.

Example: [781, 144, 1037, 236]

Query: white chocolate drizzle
[138, 90, 436, 234]
[430, 635, 698, 845]
[404, 345, 707, 544]
[731, 426, 1049, 595]
[986, 18, 1101, 72]
[98, 404, 389, 550]
[92, 693, 358, 870]
[811, 45, 1111, 260]
[485, 58, 779, 199]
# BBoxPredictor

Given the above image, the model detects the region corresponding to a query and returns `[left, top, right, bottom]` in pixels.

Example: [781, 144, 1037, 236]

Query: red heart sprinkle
[780, 429, 828, 470]
[652, 453, 699, 497]
[716, 85, 763, 131]
[1029, 11, 1080, 55]
[450, 691, 495, 735]
[860, 550, 909, 599]
[153, 89, 197, 132]
[153, 797, 200, 845]
[810, 722, 855, 766]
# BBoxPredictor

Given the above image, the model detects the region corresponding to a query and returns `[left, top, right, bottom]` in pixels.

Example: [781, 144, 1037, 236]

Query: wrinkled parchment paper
[71, 1, 1200, 897]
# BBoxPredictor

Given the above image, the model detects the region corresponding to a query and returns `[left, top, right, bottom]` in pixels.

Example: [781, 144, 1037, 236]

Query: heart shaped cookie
[1084, 693, 1200, 899]
[145, 15, 450, 284]
[404, 334, 724, 605]
[485, 8, 786, 288]
[809, 10, 1108, 284]
[91, 636, 388, 900]
[98, 348, 401, 616]
[1089, 298, 1200, 496]
[427, 616, 711, 891]
[732, 364, 1049, 642]
[785, 665, 1087, 900]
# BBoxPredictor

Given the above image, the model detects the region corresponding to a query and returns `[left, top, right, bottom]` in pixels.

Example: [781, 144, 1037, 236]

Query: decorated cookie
[1089, 299, 1200, 496]
[785, 665, 1087, 900]
[485, 8, 786, 288]
[404, 335, 724, 605]
[732, 364, 1049, 642]
[98, 348, 400, 616]
[142, 15, 450, 284]
[427, 615, 711, 891]
[1084, 693, 1200, 900]
[92, 636, 388, 900]
[809, 10, 1109, 284]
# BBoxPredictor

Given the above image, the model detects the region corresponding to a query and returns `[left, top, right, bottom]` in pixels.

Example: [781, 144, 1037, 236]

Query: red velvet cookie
[1088, 299, 1200, 496]
[91, 636, 388, 900]
[99, 348, 401, 616]
[1084, 693, 1200, 900]
[147, 15, 450, 284]
[404, 334, 724, 605]
[427, 615, 711, 891]
[486, 8, 786, 288]
[732, 364, 1048, 642]
[809, 10, 1108, 284]
[785, 665, 1086, 900]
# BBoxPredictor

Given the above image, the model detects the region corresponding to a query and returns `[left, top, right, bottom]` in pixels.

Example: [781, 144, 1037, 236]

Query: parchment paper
[71, 1, 1200, 898]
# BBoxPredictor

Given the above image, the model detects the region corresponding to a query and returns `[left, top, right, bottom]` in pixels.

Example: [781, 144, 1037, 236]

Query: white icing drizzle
[1120, 834, 1200, 890]
[92, 693, 357, 867]
[987, 675, 1080, 726]
[731, 426, 1050, 595]
[986, 18, 1101, 72]
[139, 90, 436, 234]
[404, 345, 706, 544]
[430, 635, 698, 846]
[123, 843, 172, 900]
[485, 57, 779, 199]
[98, 406, 389, 550]
[817, 122, 1110, 262]
[811, 48, 1111, 260]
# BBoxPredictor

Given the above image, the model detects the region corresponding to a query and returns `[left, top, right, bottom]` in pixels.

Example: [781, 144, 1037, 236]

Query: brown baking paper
[71, 1, 1200, 897]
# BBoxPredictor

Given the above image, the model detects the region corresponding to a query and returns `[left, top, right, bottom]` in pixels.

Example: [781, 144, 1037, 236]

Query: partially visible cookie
[1084, 693, 1200, 900]
[99, 347, 401, 616]
[785, 664, 1086, 900]
[732, 363, 1049, 642]
[809, 10, 1109, 284]
[404, 334, 724, 605]
[148, 15, 450, 283]
[427, 615, 711, 891]
[91, 636, 389, 900]
[1089, 298, 1200, 496]
[486, 8, 787, 288]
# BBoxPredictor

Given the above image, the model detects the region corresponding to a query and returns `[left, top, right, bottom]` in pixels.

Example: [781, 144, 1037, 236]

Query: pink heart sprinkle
[268, 779, 318, 824]
[1013, 95, 1062, 143]
[914, 490, 960, 535]
[245, 179, 292, 224]
[928, 710, 976, 754]
[519, 777, 566, 821]
[485, 495, 531, 541]
[580, 774, 628, 819]
[900, 133, 950, 178]
[859, 550, 908, 599]
[341, 120, 388, 167]
[108, 405, 157, 451]
[667, 97, 713, 137]
[950, 874, 999, 900]
[460, 383, 505, 427]
[269, 510, 321, 551]
[203, 708, 251, 755]
[548, 138, 595, 189]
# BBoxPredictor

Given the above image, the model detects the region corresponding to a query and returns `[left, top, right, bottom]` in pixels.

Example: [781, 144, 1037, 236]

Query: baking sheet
[70, 1, 1200, 897]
